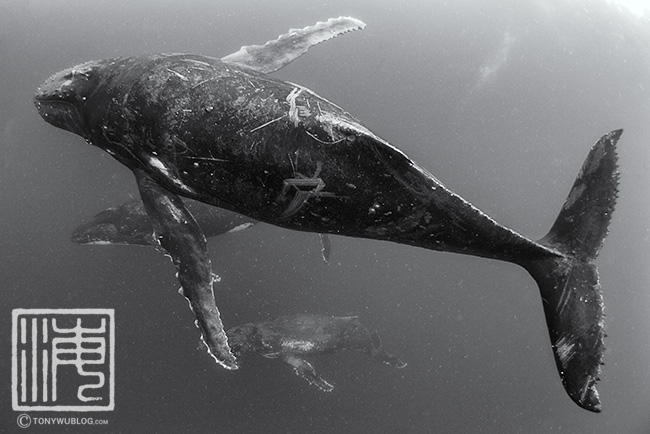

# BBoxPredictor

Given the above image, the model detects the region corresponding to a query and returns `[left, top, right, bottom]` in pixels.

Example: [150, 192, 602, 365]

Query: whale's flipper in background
[522, 130, 621, 413]
[282, 355, 334, 392]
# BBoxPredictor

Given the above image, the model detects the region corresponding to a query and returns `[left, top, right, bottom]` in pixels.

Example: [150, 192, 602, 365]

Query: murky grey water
[1, 0, 649, 432]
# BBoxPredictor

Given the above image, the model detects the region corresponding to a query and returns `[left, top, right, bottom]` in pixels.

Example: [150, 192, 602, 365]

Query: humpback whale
[71, 198, 257, 246]
[227, 314, 406, 392]
[34, 17, 619, 411]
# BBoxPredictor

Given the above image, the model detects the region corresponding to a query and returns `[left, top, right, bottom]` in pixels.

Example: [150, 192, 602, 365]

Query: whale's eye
[346, 134, 356, 143]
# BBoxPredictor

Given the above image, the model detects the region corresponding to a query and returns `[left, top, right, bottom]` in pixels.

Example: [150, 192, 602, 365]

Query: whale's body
[34, 19, 619, 412]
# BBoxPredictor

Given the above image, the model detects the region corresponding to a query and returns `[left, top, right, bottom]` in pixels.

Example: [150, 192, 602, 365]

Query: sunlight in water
[608, 0, 649, 17]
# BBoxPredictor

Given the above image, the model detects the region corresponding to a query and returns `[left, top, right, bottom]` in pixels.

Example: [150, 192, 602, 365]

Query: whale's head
[34, 60, 110, 137]
[70, 219, 123, 246]
[70, 214, 153, 246]
[71, 199, 153, 246]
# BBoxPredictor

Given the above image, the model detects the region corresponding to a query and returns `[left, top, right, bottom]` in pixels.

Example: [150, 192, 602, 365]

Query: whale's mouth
[34, 99, 85, 136]
[34, 61, 101, 137]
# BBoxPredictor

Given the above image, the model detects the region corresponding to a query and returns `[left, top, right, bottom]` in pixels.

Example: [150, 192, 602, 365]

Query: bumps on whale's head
[34, 59, 114, 136]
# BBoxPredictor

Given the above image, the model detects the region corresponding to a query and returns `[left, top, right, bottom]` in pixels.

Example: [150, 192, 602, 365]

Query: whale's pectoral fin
[133, 169, 237, 370]
[282, 355, 334, 392]
[364, 332, 407, 369]
[221, 17, 366, 74]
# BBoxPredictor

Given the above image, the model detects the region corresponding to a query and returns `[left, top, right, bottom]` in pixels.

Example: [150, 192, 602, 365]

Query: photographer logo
[11, 309, 115, 411]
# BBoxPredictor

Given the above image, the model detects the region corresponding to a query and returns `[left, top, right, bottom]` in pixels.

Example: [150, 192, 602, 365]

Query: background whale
[227, 314, 406, 392]
[71, 197, 257, 246]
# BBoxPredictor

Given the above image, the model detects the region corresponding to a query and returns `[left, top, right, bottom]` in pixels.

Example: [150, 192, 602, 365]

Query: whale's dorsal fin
[221, 16, 366, 74]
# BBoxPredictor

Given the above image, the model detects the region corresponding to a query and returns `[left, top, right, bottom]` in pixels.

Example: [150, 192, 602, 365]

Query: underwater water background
[1, 0, 649, 432]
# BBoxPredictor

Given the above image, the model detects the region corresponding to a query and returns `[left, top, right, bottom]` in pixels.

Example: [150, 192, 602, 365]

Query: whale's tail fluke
[522, 130, 621, 412]
[365, 331, 408, 369]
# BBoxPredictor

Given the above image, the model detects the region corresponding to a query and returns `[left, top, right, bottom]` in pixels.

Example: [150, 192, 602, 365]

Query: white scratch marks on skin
[555, 335, 577, 369]
[283, 81, 383, 145]
[581, 375, 596, 403]
[157, 195, 186, 224]
[149, 156, 170, 174]
[556, 262, 575, 316]
[190, 79, 213, 90]
[286, 87, 303, 126]
[227, 223, 255, 233]
[316, 110, 383, 144]
[166, 68, 188, 80]
[148, 156, 195, 194]
[281, 339, 315, 352]
[250, 114, 286, 133]
[185, 59, 211, 67]
[186, 156, 230, 163]
[304, 130, 346, 145]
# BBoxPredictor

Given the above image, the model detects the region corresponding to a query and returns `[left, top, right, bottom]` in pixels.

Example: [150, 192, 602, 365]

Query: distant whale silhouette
[71, 198, 256, 246]
[71, 198, 332, 262]
[34, 16, 620, 411]
[227, 314, 406, 392]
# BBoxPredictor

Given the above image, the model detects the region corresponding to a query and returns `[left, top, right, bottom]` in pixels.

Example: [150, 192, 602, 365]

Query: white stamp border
[12, 308, 115, 412]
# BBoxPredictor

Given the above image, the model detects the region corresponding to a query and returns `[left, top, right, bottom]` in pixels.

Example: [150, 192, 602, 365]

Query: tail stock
[523, 130, 621, 412]
[366, 331, 408, 369]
